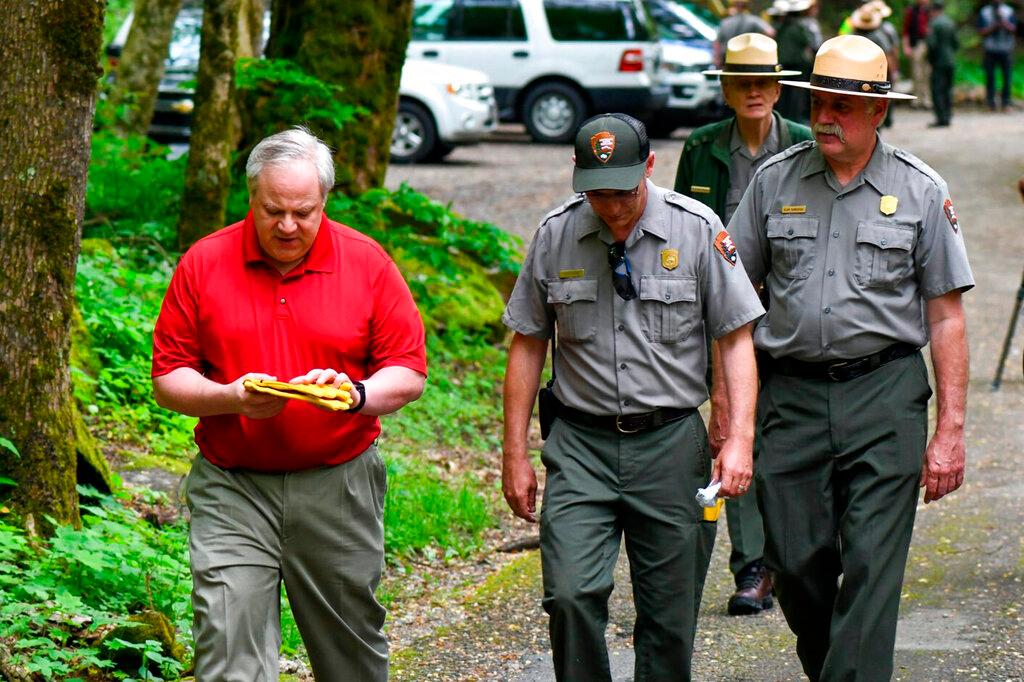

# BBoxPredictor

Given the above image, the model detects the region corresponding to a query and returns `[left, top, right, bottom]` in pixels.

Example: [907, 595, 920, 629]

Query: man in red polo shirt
[152, 127, 426, 680]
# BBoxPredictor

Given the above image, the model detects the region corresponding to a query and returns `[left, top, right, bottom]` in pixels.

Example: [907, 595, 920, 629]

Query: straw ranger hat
[767, 0, 790, 15]
[780, 34, 916, 99]
[850, 5, 883, 30]
[865, 0, 893, 17]
[703, 33, 802, 77]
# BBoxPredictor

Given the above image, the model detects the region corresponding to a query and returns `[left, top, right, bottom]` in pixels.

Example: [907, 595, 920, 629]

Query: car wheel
[523, 83, 586, 144]
[391, 100, 437, 164]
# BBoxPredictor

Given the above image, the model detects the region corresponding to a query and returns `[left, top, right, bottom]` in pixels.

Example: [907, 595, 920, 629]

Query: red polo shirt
[152, 212, 427, 472]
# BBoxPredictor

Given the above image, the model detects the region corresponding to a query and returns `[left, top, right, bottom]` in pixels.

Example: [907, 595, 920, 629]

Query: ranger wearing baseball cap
[502, 113, 765, 680]
[727, 35, 973, 679]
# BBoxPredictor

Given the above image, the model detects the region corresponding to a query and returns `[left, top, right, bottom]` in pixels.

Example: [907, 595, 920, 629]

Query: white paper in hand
[695, 479, 722, 508]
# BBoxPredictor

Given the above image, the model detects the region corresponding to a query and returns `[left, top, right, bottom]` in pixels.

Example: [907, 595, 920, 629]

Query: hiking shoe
[727, 560, 774, 616]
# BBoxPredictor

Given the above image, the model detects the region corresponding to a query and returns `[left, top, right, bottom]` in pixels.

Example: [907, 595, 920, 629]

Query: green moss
[42, 0, 104, 96]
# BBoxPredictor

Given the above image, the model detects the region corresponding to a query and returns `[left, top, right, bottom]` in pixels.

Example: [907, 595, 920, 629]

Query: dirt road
[384, 108, 1024, 681]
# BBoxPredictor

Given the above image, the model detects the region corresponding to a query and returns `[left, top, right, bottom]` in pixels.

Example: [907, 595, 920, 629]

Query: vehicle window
[448, 0, 526, 40]
[544, 0, 650, 41]
[412, 0, 456, 41]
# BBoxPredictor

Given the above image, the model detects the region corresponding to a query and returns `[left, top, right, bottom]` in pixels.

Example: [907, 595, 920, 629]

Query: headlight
[661, 62, 711, 74]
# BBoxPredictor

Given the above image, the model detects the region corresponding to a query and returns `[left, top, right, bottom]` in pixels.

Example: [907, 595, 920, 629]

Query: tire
[522, 82, 586, 144]
[391, 100, 438, 164]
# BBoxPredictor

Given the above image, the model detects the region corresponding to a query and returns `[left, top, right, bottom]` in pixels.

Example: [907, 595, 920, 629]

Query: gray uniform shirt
[726, 118, 781, 225]
[503, 182, 764, 414]
[728, 138, 974, 362]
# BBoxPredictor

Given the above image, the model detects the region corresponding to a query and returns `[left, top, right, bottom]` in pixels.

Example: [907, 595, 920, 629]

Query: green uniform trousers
[755, 352, 931, 681]
[931, 64, 955, 126]
[539, 412, 716, 682]
[186, 448, 388, 682]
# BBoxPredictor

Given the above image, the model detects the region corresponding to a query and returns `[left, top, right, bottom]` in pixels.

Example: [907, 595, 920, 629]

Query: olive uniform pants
[186, 448, 389, 681]
[725, 465, 765, 576]
[931, 64, 955, 126]
[756, 353, 931, 681]
[539, 413, 716, 682]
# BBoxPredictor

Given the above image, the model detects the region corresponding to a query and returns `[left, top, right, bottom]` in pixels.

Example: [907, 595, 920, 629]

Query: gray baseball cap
[572, 114, 649, 193]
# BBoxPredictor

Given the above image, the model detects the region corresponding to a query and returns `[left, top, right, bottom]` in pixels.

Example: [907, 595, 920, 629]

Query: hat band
[722, 63, 784, 73]
[810, 74, 891, 95]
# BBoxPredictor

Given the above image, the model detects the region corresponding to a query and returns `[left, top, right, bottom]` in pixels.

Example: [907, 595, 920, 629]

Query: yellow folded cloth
[242, 379, 354, 412]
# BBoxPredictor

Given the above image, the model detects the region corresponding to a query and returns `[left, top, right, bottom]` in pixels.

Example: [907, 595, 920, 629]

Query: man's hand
[289, 367, 361, 411]
[234, 373, 288, 419]
[712, 438, 753, 498]
[920, 427, 965, 503]
[502, 450, 538, 523]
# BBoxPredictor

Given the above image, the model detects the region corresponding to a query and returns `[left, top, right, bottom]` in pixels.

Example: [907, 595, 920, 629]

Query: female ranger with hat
[674, 32, 812, 620]
[724, 35, 974, 680]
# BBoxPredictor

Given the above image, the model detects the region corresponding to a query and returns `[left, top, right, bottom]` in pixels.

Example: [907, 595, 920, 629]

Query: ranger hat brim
[780, 34, 916, 99]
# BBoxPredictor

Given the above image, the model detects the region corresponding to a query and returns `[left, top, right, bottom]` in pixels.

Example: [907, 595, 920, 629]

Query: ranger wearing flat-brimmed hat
[724, 35, 974, 680]
[502, 113, 764, 681]
[674, 33, 812, 621]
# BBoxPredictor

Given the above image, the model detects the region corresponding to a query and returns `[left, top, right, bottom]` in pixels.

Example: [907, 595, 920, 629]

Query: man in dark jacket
[927, 0, 960, 126]
[674, 33, 812, 617]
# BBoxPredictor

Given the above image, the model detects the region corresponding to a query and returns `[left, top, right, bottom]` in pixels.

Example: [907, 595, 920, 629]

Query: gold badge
[782, 205, 807, 214]
[880, 195, 898, 216]
[690, 185, 711, 194]
[558, 268, 584, 279]
[661, 249, 679, 271]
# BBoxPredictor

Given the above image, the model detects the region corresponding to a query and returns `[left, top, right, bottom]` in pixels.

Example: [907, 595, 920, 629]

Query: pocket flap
[547, 278, 599, 304]
[856, 222, 914, 251]
[639, 276, 697, 304]
[767, 215, 819, 239]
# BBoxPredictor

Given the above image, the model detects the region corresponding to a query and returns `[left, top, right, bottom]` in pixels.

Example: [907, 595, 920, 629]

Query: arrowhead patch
[591, 131, 616, 163]
[943, 198, 958, 232]
[714, 230, 738, 267]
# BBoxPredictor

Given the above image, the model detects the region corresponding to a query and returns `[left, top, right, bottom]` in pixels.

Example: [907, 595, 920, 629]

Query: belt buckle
[826, 360, 851, 382]
[615, 414, 643, 434]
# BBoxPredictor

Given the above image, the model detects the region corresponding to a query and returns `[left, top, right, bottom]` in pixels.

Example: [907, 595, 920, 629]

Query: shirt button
[880, 239, 887, 245]
[824, 306, 831, 314]
[828, 268, 835, 276]
[624, 399, 632, 406]
[279, 298, 286, 304]
[617, 324, 625, 332]
[837, 194, 845, 201]
[825, 343, 832, 350]
[832, 231, 840, 238]
[787, 228, 794, 235]
[565, 294, 572, 301]
[620, 363, 627, 370]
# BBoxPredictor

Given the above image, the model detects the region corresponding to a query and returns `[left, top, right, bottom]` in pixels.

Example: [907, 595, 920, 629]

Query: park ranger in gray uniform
[501, 113, 764, 681]
[728, 36, 974, 680]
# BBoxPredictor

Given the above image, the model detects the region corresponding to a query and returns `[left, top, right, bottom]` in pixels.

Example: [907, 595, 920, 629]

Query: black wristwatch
[349, 380, 366, 413]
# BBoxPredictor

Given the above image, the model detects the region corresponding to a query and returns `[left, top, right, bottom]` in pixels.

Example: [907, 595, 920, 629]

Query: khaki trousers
[186, 448, 388, 681]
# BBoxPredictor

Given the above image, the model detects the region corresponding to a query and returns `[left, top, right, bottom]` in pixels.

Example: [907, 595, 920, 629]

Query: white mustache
[813, 123, 846, 143]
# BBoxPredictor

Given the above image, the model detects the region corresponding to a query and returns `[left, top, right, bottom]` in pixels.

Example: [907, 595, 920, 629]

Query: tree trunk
[109, 0, 184, 137]
[266, 0, 414, 197]
[0, 0, 105, 530]
[177, 0, 264, 250]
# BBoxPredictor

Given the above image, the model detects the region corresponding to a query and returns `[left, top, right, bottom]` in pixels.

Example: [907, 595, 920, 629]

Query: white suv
[392, 59, 498, 163]
[408, 0, 669, 143]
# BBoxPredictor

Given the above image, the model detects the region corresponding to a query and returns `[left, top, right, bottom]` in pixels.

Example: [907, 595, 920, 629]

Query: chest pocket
[547, 278, 599, 343]
[639, 275, 698, 344]
[854, 221, 915, 288]
[767, 215, 819, 280]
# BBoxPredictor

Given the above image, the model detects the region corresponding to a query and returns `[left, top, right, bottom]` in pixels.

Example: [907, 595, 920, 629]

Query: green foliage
[235, 58, 365, 137]
[0, 436, 19, 458]
[383, 457, 495, 561]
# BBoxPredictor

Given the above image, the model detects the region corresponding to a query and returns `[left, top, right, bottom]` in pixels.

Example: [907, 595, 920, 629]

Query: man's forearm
[927, 296, 968, 433]
[153, 367, 235, 417]
[360, 366, 425, 416]
[502, 333, 548, 458]
[717, 324, 758, 444]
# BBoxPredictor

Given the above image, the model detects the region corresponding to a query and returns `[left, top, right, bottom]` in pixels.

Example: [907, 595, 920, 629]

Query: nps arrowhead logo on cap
[591, 131, 616, 163]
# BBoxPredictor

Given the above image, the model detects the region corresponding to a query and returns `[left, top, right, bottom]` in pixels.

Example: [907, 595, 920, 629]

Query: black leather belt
[557, 402, 696, 435]
[764, 342, 920, 383]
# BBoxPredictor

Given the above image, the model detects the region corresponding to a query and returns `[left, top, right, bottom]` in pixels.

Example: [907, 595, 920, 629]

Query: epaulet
[664, 190, 718, 226]
[759, 139, 815, 172]
[892, 147, 944, 189]
[684, 120, 724, 149]
[539, 194, 586, 226]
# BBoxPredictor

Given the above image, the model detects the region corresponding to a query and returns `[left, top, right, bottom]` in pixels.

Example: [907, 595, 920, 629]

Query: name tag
[558, 269, 584, 279]
[782, 205, 807, 214]
[690, 185, 711, 194]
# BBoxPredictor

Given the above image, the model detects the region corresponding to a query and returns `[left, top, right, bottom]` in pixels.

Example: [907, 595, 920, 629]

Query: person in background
[674, 32, 813, 617]
[776, 0, 817, 122]
[977, 0, 1017, 110]
[715, 0, 776, 68]
[926, 0, 960, 127]
[903, 0, 934, 108]
[850, 3, 901, 127]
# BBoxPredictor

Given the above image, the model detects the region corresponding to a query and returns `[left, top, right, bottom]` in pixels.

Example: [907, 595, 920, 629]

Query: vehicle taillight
[619, 49, 644, 72]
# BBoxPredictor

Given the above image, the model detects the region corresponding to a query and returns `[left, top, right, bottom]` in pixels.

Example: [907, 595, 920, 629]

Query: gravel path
[383, 107, 1024, 681]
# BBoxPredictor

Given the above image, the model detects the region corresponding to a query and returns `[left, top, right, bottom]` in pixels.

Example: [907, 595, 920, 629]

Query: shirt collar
[242, 210, 335, 275]
[572, 180, 668, 244]
[729, 116, 780, 159]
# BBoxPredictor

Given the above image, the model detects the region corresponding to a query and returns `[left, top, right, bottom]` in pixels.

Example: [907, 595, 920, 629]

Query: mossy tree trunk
[266, 0, 414, 197]
[109, 0, 184, 137]
[0, 0, 105, 530]
[176, 0, 265, 250]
